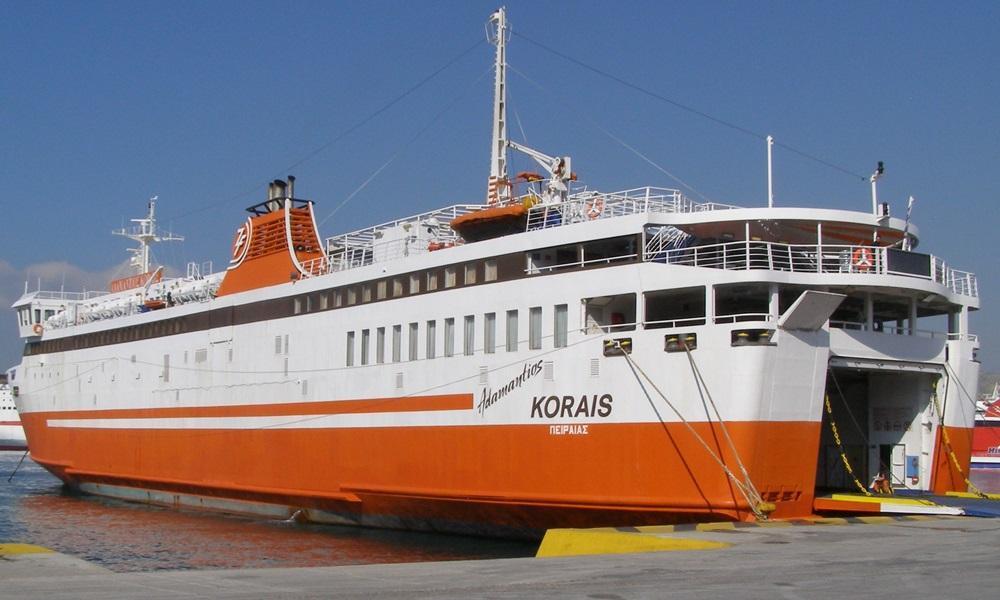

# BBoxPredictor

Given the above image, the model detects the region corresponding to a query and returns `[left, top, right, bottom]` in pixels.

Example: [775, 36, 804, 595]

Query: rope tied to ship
[615, 340, 774, 521]
[823, 394, 873, 496]
[930, 374, 988, 499]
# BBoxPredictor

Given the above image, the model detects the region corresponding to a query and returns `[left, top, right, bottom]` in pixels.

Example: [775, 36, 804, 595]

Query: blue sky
[1, 1, 998, 375]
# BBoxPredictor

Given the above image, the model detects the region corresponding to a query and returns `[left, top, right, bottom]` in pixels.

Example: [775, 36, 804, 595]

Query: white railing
[830, 320, 978, 342]
[646, 241, 978, 298]
[525, 187, 739, 232]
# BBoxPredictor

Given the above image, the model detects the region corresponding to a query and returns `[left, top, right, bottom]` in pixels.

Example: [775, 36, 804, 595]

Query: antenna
[487, 6, 510, 205]
[869, 161, 884, 215]
[766, 135, 774, 208]
[112, 196, 184, 275]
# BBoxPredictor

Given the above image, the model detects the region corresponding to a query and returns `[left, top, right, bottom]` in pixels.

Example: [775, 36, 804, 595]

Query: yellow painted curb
[946, 491, 1000, 501]
[0, 543, 54, 556]
[831, 494, 937, 506]
[536, 529, 729, 557]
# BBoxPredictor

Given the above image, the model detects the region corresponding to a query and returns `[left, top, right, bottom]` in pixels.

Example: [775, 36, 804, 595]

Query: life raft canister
[32, 323, 43, 335]
[852, 246, 874, 271]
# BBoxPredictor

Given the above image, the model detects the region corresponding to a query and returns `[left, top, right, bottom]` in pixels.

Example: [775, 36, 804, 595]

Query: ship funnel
[288, 175, 295, 200]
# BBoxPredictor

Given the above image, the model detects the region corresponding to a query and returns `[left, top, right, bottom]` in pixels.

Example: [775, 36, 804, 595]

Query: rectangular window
[427, 271, 438, 291]
[162, 354, 170, 383]
[347, 288, 357, 305]
[445, 267, 457, 288]
[464, 315, 475, 356]
[484, 259, 498, 282]
[362, 285, 372, 303]
[530, 306, 542, 349]
[394, 279, 404, 297]
[465, 264, 477, 285]
[409, 322, 419, 361]
[377, 280, 387, 300]
[361, 329, 370, 365]
[426, 320, 436, 359]
[444, 318, 455, 357]
[506, 310, 519, 352]
[376, 327, 386, 364]
[484, 312, 496, 354]
[554, 304, 568, 348]
[346, 331, 355, 366]
[320, 293, 329, 310]
[334, 291, 343, 307]
[410, 274, 421, 294]
[392, 325, 402, 362]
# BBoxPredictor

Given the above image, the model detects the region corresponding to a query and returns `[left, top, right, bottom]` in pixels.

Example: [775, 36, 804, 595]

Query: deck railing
[525, 187, 738, 231]
[645, 240, 979, 298]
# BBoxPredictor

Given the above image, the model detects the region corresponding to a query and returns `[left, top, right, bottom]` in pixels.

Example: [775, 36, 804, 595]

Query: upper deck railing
[644, 240, 979, 298]
[302, 187, 737, 277]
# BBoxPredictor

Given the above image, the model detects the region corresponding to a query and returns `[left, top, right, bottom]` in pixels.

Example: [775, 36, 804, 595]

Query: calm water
[0, 453, 536, 572]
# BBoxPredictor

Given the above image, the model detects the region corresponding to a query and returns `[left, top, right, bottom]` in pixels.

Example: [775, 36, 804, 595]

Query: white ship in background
[8, 8, 982, 537]
[0, 369, 26, 451]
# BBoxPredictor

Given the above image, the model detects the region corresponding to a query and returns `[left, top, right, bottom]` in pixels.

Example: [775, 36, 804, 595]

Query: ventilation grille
[479, 366, 489, 385]
[543, 361, 554, 381]
[590, 358, 600, 377]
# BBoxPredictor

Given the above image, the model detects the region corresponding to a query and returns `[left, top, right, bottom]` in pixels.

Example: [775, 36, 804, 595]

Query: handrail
[647, 240, 978, 298]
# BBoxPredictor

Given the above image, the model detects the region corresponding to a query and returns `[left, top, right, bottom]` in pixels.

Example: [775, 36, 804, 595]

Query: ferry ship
[9, 9, 982, 537]
[0, 370, 27, 451]
[972, 383, 1000, 469]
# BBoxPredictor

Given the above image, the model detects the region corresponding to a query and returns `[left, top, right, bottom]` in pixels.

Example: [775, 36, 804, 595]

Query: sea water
[0, 453, 536, 572]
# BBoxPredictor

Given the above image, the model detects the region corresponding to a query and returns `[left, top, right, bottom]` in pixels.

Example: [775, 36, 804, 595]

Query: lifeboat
[451, 198, 536, 242]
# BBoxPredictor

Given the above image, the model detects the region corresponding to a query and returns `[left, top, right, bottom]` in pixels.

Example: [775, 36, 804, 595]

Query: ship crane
[507, 140, 573, 205]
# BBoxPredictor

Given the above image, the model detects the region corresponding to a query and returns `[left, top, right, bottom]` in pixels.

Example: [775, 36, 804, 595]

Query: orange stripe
[23, 418, 822, 529]
[31, 394, 472, 420]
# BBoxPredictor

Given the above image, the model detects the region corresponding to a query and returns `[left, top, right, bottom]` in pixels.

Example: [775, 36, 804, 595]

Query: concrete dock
[3, 516, 999, 599]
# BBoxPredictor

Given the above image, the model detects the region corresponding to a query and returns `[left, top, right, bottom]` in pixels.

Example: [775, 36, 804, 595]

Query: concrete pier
[3, 516, 999, 599]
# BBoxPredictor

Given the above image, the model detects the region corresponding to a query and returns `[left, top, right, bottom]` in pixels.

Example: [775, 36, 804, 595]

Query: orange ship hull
[23, 399, 834, 537]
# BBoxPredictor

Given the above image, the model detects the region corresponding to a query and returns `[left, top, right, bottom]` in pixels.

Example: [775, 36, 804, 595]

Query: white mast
[487, 7, 509, 205]
[112, 197, 184, 275]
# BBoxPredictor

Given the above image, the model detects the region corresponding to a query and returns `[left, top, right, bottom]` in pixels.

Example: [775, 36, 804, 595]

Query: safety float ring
[585, 196, 605, 220]
[32, 323, 43, 335]
[852, 246, 874, 272]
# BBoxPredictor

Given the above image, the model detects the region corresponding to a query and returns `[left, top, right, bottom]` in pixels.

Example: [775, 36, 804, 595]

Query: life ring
[852, 247, 873, 272]
[585, 196, 605, 220]
[32, 323, 43, 335]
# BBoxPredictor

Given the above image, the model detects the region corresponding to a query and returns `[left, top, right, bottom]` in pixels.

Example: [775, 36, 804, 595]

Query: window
[426, 320, 436, 359]
[361, 329, 370, 365]
[334, 291, 343, 307]
[320, 293, 329, 310]
[376, 327, 386, 364]
[484, 259, 498, 282]
[394, 279, 404, 297]
[392, 325, 402, 362]
[464, 315, 475, 356]
[347, 288, 357, 305]
[346, 331, 355, 366]
[465, 264, 477, 285]
[162, 354, 170, 382]
[409, 322, 419, 361]
[444, 318, 455, 357]
[445, 267, 457, 288]
[529, 306, 542, 349]
[427, 271, 438, 291]
[554, 304, 568, 347]
[506, 310, 518, 352]
[362, 285, 372, 303]
[484, 312, 496, 354]
[410, 274, 421, 294]
[377, 280, 387, 300]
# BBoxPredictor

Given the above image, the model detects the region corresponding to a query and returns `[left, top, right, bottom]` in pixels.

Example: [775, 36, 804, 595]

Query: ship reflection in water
[0, 455, 536, 572]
